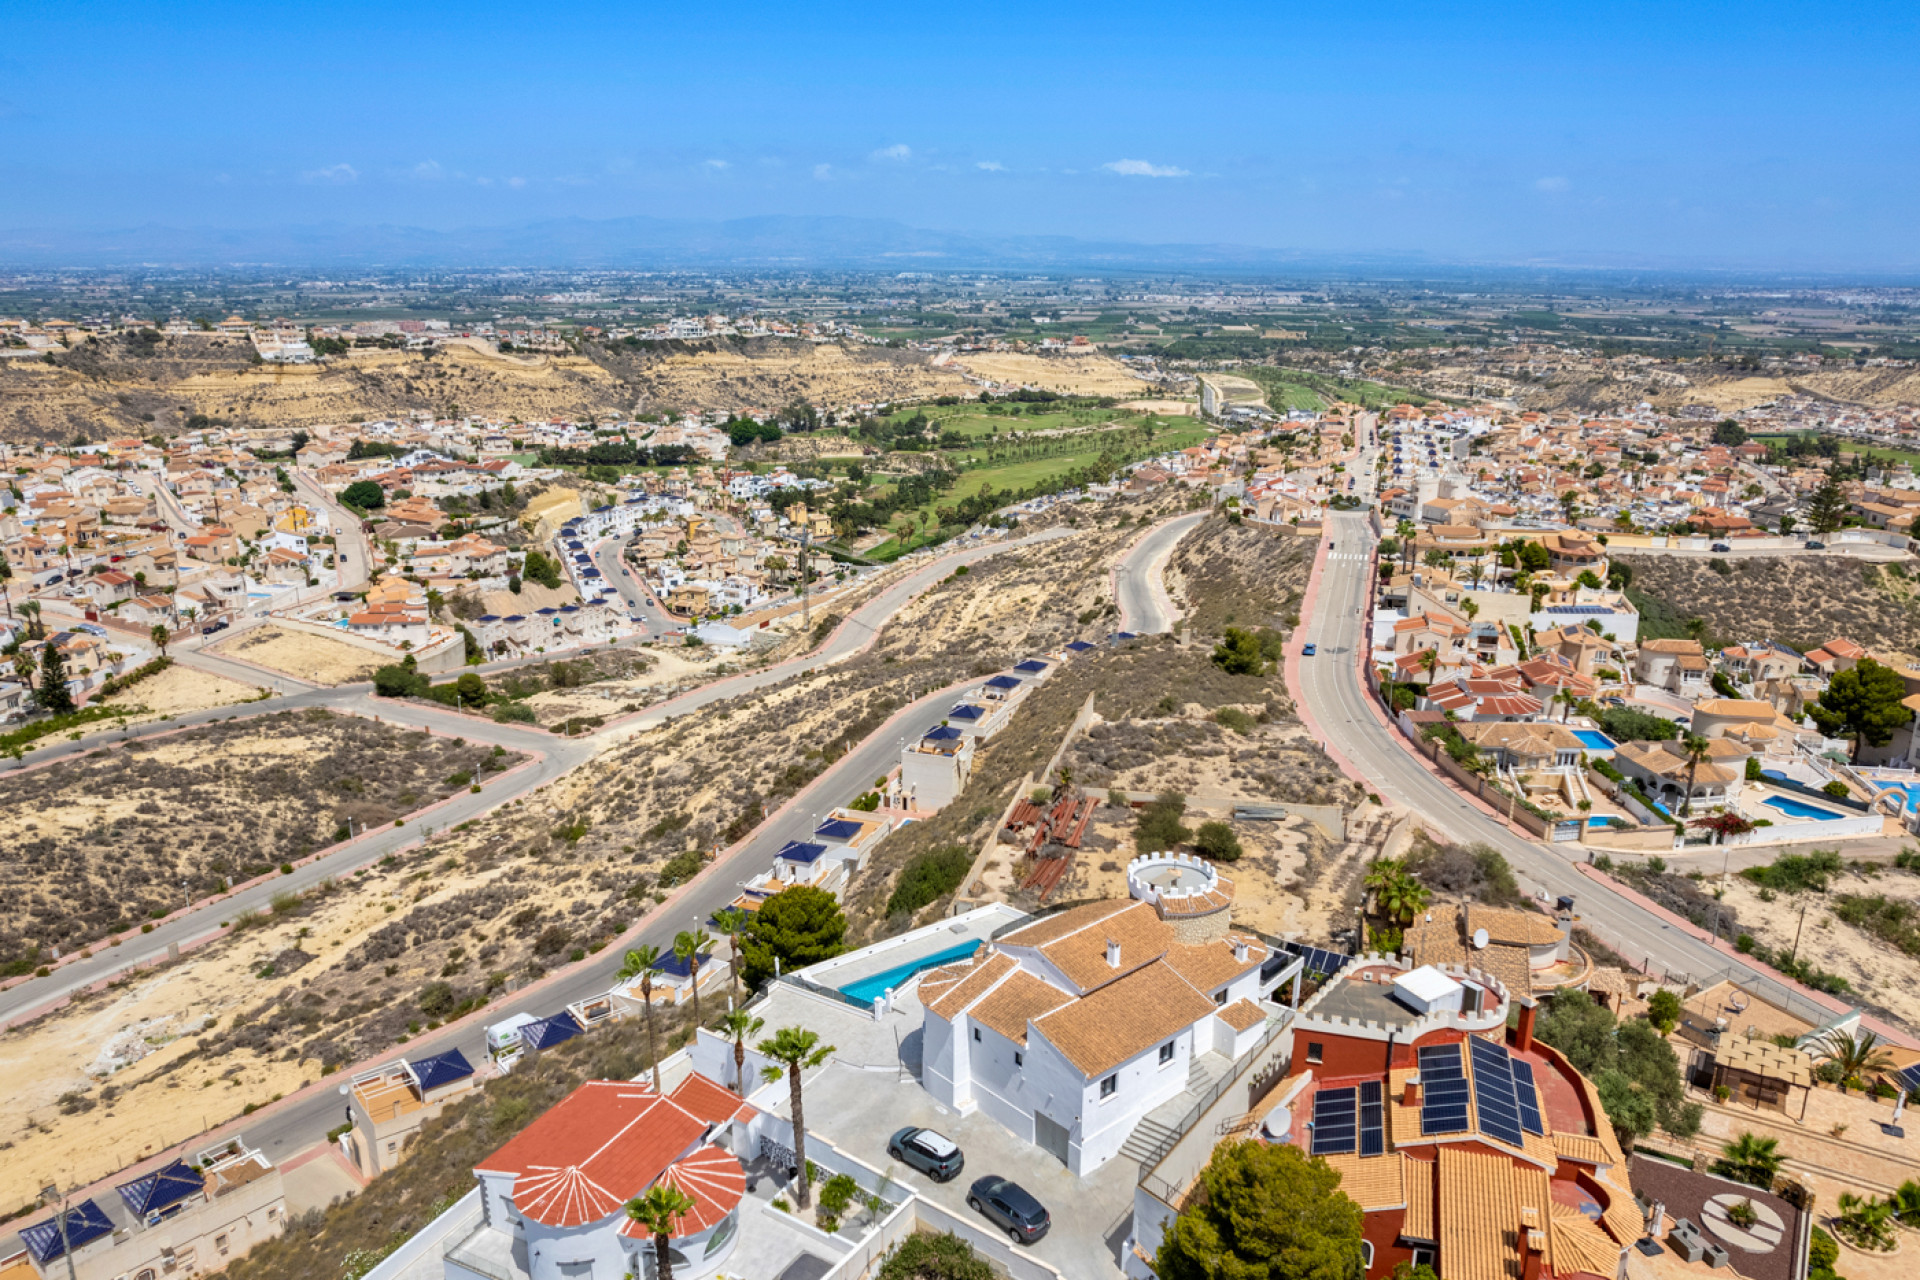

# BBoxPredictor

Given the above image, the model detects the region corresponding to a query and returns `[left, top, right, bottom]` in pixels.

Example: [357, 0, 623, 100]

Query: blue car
[1302, 643, 1317, 656]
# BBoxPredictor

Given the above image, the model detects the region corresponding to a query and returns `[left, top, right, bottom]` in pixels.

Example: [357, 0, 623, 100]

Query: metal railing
[1131, 1014, 1292, 1176]
[775, 972, 878, 1017]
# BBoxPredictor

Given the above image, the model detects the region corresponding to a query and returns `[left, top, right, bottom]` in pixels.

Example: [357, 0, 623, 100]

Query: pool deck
[799, 903, 1027, 992]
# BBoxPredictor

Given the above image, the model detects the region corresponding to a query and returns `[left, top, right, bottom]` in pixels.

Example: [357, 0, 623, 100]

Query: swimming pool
[1573, 730, 1617, 750]
[836, 940, 982, 1004]
[1763, 795, 1845, 822]
[1874, 781, 1920, 812]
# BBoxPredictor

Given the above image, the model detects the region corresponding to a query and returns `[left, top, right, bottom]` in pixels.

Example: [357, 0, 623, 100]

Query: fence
[1132, 1014, 1293, 1177]
[775, 973, 880, 1019]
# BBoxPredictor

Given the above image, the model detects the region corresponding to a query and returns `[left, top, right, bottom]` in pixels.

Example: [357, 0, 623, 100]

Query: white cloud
[1535, 175, 1570, 192]
[813, 163, 833, 181]
[411, 160, 446, 180]
[507, 176, 526, 189]
[870, 144, 912, 162]
[300, 163, 358, 185]
[976, 160, 1005, 172]
[1102, 158, 1189, 178]
[703, 158, 730, 170]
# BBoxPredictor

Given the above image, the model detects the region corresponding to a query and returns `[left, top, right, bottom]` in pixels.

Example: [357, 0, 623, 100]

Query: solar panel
[1511, 1059, 1546, 1136]
[1469, 1036, 1528, 1148]
[1419, 1044, 1471, 1135]
[1899, 1064, 1920, 1096]
[1311, 1086, 1358, 1155]
[1359, 1080, 1386, 1157]
[1283, 941, 1352, 979]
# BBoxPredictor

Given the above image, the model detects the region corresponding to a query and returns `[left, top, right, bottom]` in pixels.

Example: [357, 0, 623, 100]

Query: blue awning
[411, 1048, 475, 1091]
[117, 1159, 203, 1218]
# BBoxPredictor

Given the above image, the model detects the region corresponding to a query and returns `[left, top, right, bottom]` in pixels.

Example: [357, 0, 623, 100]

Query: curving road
[1116, 514, 1204, 634]
[1296, 511, 1814, 996]
[5, 522, 1094, 1186]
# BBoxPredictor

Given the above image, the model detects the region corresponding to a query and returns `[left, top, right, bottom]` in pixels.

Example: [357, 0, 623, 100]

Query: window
[1214, 989, 1228, 1005]
[972, 1027, 981, 1042]
[1158, 1042, 1175, 1065]
[1100, 1074, 1117, 1098]
[1361, 1241, 1374, 1270]
[1412, 1247, 1436, 1269]
[215, 1234, 230, 1255]
[1307, 1042, 1324, 1064]
[1013, 1051, 1023, 1066]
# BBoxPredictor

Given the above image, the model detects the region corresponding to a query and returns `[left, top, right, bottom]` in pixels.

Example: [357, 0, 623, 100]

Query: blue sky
[5, 1, 1917, 268]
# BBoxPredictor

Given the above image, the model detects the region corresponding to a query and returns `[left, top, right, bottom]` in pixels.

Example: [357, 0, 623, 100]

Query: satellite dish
[1472, 928, 1490, 950]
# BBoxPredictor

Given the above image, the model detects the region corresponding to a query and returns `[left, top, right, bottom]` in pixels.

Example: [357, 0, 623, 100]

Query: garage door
[1033, 1111, 1071, 1166]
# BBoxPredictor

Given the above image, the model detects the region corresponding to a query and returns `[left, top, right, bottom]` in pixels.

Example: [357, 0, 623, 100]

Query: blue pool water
[1573, 730, 1617, 750]
[1761, 769, 1792, 782]
[1875, 781, 1920, 812]
[836, 940, 982, 1004]
[1763, 795, 1844, 822]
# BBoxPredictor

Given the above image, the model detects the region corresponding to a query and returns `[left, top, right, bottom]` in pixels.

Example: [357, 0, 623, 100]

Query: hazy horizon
[7, 0, 1919, 273]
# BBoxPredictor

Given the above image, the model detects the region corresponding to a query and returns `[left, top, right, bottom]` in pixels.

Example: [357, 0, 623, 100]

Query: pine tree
[38, 644, 76, 715]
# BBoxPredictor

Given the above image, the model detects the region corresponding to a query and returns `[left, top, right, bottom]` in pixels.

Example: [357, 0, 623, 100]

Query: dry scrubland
[0, 501, 1175, 1195]
[0, 331, 969, 442]
[101, 663, 263, 715]
[949, 350, 1147, 398]
[1618, 553, 1920, 657]
[0, 711, 524, 964]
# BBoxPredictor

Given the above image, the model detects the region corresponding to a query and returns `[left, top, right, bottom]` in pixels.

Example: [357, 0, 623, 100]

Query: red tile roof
[475, 1079, 720, 1228]
[618, 1144, 744, 1237]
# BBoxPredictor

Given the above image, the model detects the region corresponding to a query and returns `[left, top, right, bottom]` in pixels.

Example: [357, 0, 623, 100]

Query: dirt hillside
[1618, 553, 1920, 657]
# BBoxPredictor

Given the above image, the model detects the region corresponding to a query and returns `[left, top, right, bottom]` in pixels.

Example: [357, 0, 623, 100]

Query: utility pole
[799, 527, 812, 633]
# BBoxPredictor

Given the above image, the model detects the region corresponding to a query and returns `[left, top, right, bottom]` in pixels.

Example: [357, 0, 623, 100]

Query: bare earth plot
[212, 623, 383, 684]
[951, 351, 1150, 397]
[101, 662, 264, 716]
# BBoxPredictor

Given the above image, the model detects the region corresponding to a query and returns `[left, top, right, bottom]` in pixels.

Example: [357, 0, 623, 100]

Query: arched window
[1360, 1241, 1374, 1272]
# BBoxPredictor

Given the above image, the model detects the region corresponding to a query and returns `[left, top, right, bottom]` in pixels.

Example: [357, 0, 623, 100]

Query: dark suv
[968, 1175, 1050, 1244]
[887, 1127, 964, 1182]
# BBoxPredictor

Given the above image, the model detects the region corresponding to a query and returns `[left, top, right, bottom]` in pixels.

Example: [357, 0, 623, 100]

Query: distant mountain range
[0, 214, 1427, 272]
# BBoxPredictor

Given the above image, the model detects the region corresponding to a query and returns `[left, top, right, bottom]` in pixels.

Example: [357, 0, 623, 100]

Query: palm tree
[618, 945, 665, 1090]
[1890, 1179, 1920, 1226]
[150, 623, 169, 657]
[711, 908, 749, 1005]
[625, 1183, 695, 1280]
[1837, 1192, 1897, 1251]
[758, 1026, 836, 1210]
[674, 928, 712, 1023]
[1363, 859, 1431, 925]
[1396, 519, 1418, 570]
[1712, 1133, 1783, 1190]
[1679, 734, 1712, 816]
[19, 599, 42, 640]
[1812, 1028, 1895, 1090]
[718, 1008, 764, 1095]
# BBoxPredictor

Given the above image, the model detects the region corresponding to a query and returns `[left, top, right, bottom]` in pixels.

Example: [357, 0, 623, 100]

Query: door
[1034, 1111, 1071, 1166]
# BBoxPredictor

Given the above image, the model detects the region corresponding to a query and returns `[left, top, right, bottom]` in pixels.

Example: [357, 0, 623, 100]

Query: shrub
[887, 846, 974, 916]
[878, 1232, 993, 1280]
[1646, 988, 1683, 1034]
[1194, 820, 1243, 862]
[1823, 780, 1851, 800]
[1135, 791, 1192, 854]
[417, 981, 457, 1018]
[491, 701, 537, 724]
[1214, 707, 1256, 735]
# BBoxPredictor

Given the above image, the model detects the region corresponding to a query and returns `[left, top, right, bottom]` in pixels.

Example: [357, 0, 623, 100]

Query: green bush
[878, 1231, 993, 1280]
[1194, 820, 1243, 862]
[887, 846, 973, 917]
[491, 701, 537, 724]
[1214, 707, 1256, 735]
[1135, 791, 1192, 854]
[1822, 780, 1851, 800]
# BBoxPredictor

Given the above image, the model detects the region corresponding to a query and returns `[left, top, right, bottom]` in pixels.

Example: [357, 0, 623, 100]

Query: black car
[887, 1127, 964, 1181]
[968, 1176, 1050, 1245]
[1806, 539, 1826, 550]
[1711, 542, 1732, 553]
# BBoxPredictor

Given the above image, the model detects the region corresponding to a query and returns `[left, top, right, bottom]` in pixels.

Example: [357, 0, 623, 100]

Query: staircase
[1119, 1115, 1183, 1166]
[1119, 1053, 1237, 1167]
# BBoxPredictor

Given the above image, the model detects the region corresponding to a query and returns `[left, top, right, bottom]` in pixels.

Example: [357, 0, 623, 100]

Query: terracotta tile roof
[1437, 1145, 1524, 1280]
[1156, 874, 1235, 915]
[925, 952, 1017, 1020]
[618, 1143, 743, 1237]
[1466, 906, 1565, 948]
[1550, 1132, 1610, 1166]
[667, 1071, 751, 1125]
[969, 969, 1074, 1045]
[1402, 1154, 1437, 1241]
[1550, 1202, 1622, 1274]
[1032, 960, 1217, 1078]
[1161, 934, 1266, 994]
[476, 1079, 715, 1228]
[1475, 943, 1533, 997]
[1216, 998, 1267, 1033]
[1593, 1167, 1645, 1245]
[996, 898, 1137, 949]
[1321, 1151, 1405, 1210]
[1404, 904, 1466, 968]
[1019, 900, 1173, 992]
[916, 958, 979, 1008]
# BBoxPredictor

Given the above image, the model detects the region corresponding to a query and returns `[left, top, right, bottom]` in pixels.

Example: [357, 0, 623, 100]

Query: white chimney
[1106, 938, 1121, 968]
[1233, 938, 1249, 963]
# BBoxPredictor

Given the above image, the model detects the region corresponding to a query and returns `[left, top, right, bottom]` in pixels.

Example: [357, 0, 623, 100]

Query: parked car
[1302, 643, 1317, 656]
[1710, 542, 1732, 553]
[888, 1127, 964, 1182]
[1806, 540, 1826, 550]
[968, 1176, 1050, 1244]
[1604, 696, 1627, 707]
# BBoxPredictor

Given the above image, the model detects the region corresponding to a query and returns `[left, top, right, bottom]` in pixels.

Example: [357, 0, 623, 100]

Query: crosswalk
[1325, 552, 1372, 564]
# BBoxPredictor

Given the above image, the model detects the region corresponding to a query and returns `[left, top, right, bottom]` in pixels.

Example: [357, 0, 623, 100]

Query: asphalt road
[1297, 510, 1781, 988]
[8, 523, 1085, 1181]
[1115, 514, 1204, 633]
[588, 534, 673, 633]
